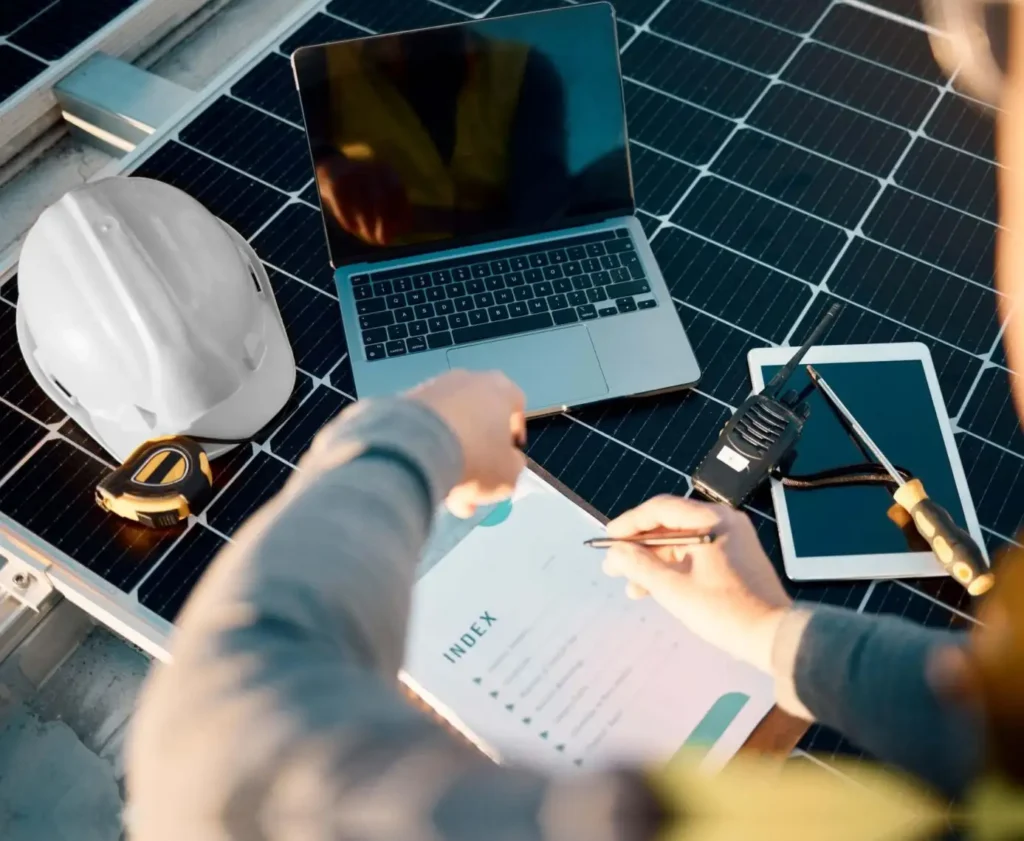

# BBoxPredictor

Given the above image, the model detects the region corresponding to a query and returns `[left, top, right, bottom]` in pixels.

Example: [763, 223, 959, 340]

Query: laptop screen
[293, 3, 633, 268]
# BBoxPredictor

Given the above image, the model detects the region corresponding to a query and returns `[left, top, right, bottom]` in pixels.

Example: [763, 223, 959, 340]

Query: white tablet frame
[747, 341, 988, 582]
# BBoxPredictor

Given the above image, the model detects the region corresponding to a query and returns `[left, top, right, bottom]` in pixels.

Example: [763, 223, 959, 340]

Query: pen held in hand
[584, 531, 718, 549]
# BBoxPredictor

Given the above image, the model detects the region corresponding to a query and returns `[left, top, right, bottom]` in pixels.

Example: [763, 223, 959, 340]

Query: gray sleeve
[785, 604, 982, 798]
[125, 397, 647, 841]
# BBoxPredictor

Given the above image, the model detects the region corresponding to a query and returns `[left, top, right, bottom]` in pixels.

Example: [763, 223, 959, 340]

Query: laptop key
[638, 298, 658, 309]
[534, 281, 554, 297]
[427, 287, 445, 301]
[466, 279, 485, 294]
[415, 304, 434, 319]
[600, 254, 621, 270]
[495, 289, 514, 304]
[428, 331, 454, 349]
[528, 298, 549, 314]
[509, 302, 528, 317]
[620, 252, 645, 279]
[407, 336, 428, 353]
[585, 242, 606, 257]
[554, 278, 572, 293]
[567, 246, 586, 260]
[568, 291, 587, 307]
[428, 316, 449, 332]
[366, 343, 386, 360]
[386, 340, 407, 357]
[474, 292, 495, 308]
[491, 259, 509, 274]
[548, 293, 568, 310]
[413, 274, 432, 289]
[362, 327, 387, 344]
[447, 282, 466, 298]
[354, 285, 373, 300]
[360, 312, 394, 329]
[436, 300, 455, 315]
[452, 313, 554, 345]
[488, 305, 510, 321]
[485, 276, 505, 291]
[564, 262, 583, 276]
[552, 308, 578, 325]
[409, 320, 429, 336]
[587, 287, 608, 303]
[548, 249, 568, 264]
[373, 281, 393, 296]
[469, 309, 489, 325]
[456, 296, 475, 312]
[592, 270, 612, 286]
[450, 313, 469, 328]
[524, 268, 543, 282]
[611, 267, 631, 283]
[506, 271, 525, 286]
[513, 286, 534, 301]
[393, 278, 412, 292]
[606, 280, 650, 299]
[357, 298, 386, 315]
[617, 297, 638, 313]
[352, 274, 371, 285]
[432, 270, 453, 285]
[605, 239, 635, 254]
[572, 276, 592, 290]
[395, 307, 415, 323]
[388, 323, 409, 340]
[386, 293, 405, 308]
[578, 305, 598, 320]
[598, 306, 618, 317]
[528, 253, 549, 267]
[471, 263, 491, 278]
[453, 266, 472, 281]
[543, 265, 563, 280]
[582, 258, 601, 272]
[407, 290, 426, 305]
[510, 256, 530, 270]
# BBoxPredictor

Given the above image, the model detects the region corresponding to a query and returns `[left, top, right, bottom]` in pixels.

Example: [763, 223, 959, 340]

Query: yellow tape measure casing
[95, 436, 213, 528]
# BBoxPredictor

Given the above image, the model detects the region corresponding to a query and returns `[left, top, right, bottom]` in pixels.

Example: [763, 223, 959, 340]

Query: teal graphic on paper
[479, 498, 513, 527]
[675, 692, 750, 755]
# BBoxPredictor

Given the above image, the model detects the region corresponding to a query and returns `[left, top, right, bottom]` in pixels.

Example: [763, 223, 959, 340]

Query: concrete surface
[0, 2, 301, 838]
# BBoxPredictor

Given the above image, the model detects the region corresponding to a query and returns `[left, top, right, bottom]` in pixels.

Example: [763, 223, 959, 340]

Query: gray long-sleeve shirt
[126, 397, 982, 841]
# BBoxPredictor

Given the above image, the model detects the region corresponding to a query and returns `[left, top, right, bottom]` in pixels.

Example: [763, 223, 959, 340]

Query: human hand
[602, 496, 793, 672]
[316, 155, 411, 246]
[406, 370, 527, 518]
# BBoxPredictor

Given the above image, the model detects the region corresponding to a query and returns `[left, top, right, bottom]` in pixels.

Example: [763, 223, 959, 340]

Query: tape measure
[95, 436, 213, 528]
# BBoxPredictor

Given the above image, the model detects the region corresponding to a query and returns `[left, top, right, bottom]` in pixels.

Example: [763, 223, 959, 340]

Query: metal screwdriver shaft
[807, 366, 994, 597]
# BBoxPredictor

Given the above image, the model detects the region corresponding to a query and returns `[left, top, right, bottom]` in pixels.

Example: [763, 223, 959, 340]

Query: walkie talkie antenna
[766, 303, 842, 397]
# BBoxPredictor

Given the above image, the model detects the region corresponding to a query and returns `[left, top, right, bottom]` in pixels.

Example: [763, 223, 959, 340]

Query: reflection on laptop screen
[293, 3, 633, 267]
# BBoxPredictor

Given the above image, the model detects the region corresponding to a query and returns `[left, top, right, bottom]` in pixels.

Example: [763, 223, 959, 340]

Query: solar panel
[0, 0, 140, 104]
[0, 0, 1018, 764]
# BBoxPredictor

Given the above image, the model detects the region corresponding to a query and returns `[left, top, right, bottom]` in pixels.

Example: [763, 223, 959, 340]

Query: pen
[584, 531, 717, 549]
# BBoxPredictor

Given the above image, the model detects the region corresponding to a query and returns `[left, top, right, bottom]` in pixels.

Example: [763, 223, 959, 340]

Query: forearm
[771, 605, 982, 797]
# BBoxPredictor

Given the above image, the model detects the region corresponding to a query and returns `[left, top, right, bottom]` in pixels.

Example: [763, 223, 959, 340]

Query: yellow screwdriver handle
[893, 479, 994, 596]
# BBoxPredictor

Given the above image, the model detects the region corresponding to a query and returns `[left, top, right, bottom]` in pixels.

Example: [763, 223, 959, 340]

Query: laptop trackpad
[446, 326, 608, 410]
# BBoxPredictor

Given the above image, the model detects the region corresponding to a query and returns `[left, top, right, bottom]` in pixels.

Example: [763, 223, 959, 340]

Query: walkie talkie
[692, 304, 842, 508]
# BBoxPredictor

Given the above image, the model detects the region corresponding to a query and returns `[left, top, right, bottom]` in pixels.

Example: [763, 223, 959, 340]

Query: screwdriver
[807, 366, 994, 596]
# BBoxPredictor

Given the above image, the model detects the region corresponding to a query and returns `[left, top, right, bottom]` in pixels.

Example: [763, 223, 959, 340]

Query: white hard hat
[17, 176, 296, 463]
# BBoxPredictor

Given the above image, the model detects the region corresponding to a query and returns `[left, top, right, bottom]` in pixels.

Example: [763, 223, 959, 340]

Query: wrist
[769, 607, 816, 721]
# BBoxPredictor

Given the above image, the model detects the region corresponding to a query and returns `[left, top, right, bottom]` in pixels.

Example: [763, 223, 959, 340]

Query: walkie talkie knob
[797, 403, 811, 421]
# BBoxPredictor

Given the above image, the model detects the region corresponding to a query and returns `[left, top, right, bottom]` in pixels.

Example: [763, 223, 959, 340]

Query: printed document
[402, 470, 775, 773]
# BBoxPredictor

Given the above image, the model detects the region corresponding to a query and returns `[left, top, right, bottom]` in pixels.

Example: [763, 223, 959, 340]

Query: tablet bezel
[747, 341, 988, 582]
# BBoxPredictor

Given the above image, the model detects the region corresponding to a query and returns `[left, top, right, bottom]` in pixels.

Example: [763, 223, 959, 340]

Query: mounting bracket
[0, 543, 55, 612]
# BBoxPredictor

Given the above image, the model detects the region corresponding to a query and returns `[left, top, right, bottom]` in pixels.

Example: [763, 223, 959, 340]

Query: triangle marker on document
[505, 703, 515, 712]
[540, 731, 549, 740]
[490, 690, 499, 699]
[473, 677, 482, 685]
[522, 717, 532, 725]
[556, 744, 565, 752]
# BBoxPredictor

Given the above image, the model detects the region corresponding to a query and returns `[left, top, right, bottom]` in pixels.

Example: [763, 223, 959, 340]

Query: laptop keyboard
[352, 228, 658, 361]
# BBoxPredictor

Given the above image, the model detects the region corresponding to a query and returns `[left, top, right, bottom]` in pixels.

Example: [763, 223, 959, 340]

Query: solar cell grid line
[0, 0, 1017, 696]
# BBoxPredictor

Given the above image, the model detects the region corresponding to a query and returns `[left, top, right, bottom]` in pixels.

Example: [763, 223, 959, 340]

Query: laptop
[292, 2, 700, 412]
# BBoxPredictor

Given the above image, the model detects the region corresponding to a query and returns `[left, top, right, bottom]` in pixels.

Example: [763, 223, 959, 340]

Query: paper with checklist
[401, 470, 775, 773]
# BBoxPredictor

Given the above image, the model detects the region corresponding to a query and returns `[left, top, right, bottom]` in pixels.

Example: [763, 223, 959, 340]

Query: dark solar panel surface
[0, 0, 140, 104]
[1, 0, 1015, 766]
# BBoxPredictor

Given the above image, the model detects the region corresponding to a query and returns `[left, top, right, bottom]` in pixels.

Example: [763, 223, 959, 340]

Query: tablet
[747, 342, 987, 582]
